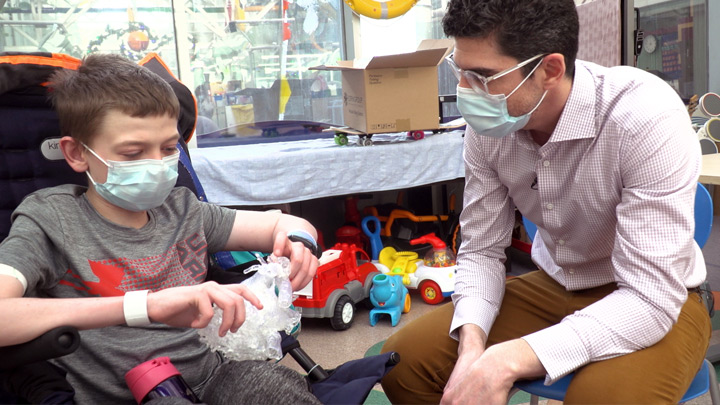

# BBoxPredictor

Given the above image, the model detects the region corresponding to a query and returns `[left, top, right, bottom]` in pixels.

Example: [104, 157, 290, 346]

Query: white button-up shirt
[451, 60, 705, 384]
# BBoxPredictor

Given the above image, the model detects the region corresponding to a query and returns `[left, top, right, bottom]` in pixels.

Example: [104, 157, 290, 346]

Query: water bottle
[125, 357, 200, 404]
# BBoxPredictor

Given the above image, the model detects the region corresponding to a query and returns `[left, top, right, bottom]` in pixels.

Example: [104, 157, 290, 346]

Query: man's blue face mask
[83, 144, 179, 212]
[447, 53, 547, 138]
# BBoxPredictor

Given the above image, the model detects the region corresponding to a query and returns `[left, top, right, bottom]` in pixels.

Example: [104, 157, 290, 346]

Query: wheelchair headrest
[0, 52, 200, 240]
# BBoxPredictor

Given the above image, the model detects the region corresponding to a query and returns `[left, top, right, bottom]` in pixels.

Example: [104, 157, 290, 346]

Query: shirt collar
[549, 60, 598, 143]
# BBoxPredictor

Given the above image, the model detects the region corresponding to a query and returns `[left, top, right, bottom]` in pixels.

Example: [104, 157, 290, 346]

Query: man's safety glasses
[445, 52, 545, 95]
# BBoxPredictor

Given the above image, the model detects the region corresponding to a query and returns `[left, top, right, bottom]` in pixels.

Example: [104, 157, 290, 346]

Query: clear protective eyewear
[445, 52, 545, 96]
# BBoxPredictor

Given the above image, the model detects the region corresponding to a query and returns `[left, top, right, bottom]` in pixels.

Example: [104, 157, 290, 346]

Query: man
[380, 0, 710, 403]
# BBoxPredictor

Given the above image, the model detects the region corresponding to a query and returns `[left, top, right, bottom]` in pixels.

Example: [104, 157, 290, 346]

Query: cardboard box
[311, 39, 453, 134]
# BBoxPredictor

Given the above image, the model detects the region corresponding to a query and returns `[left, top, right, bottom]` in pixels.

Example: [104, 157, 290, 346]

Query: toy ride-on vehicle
[376, 233, 456, 305]
[293, 243, 380, 330]
[369, 274, 411, 327]
[363, 193, 461, 256]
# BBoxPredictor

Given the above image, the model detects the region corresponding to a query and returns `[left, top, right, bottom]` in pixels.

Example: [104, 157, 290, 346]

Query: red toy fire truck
[293, 243, 380, 330]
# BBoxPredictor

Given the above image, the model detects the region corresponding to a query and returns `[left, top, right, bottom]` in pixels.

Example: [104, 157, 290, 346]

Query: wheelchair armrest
[206, 262, 256, 285]
[0, 326, 80, 371]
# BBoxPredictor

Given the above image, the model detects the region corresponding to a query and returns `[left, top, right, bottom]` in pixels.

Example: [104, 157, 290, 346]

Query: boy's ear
[59, 136, 88, 173]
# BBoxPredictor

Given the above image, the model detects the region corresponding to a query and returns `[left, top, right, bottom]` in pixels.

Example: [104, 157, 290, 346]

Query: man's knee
[381, 303, 456, 373]
[565, 293, 710, 403]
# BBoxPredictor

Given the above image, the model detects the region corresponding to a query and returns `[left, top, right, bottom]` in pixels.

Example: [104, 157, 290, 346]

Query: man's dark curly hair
[442, 0, 579, 78]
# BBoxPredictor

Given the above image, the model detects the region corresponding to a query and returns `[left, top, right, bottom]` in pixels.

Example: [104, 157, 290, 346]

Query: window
[635, 0, 708, 100]
[0, 0, 347, 133]
[0, 1, 177, 64]
[185, 0, 347, 131]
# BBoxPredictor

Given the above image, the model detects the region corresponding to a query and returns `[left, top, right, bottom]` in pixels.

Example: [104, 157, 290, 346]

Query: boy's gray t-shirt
[0, 184, 236, 403]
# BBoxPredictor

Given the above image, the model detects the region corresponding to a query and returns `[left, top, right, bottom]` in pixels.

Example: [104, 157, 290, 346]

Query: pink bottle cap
[125, 356, 182, 404]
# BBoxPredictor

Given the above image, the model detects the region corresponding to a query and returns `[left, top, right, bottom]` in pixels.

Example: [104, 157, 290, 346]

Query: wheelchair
[0, 52, 397, 405]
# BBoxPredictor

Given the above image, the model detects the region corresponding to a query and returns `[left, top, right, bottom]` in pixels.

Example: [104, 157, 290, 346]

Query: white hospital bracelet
[123, 290, 151, 327]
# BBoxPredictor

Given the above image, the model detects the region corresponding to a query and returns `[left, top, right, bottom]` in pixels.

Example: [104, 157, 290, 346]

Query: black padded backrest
[0, 53, 85, 240]
[138, 53, 197, 144]
[0, 52, 200, 241]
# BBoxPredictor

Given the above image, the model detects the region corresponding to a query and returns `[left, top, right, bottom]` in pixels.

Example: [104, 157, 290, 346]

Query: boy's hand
[272, 231, 318, 291]
[147, 282, 262, 337]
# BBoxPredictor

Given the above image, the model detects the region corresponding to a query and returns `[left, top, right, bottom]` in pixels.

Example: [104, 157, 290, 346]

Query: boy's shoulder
[11, 184, 88, 229]
[23, 184, 87, 204]
[165, 185, 201, 206]
[155, 186, 217, 217]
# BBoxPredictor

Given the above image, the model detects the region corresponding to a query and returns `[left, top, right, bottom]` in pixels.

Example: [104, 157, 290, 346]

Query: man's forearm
[485, 339, 546, 382]
[458, 323, 487, 355]
[0, 296, 124, 346]
[458, 325, 545, 380]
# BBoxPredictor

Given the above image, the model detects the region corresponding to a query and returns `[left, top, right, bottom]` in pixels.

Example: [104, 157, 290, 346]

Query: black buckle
[288, 233, 321, 259]
[693, 282, 715, 318]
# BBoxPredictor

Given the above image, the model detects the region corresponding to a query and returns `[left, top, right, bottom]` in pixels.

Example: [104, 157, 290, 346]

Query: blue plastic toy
[361, 215, 383, 261]
[369, 274, 410, 327]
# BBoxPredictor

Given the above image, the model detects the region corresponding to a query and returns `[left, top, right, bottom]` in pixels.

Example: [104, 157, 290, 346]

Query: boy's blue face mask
[83, 144, 179, 212]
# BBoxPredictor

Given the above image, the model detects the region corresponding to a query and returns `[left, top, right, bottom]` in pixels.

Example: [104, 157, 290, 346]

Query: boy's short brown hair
[48, 53, 180, 145]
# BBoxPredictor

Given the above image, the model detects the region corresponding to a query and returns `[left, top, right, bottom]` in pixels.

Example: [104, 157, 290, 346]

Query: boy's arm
[0, 275, 123, 346]
[223, 210, 318, 252]
[0, 275, 261, 347]
[224, 210, 319, 291]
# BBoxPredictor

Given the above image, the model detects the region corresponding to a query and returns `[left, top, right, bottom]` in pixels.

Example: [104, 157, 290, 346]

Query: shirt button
[543, 160, 551, 167]
[546, 203, 554, 210]
[558, 239, 565, 246]
[568, 268, 575, 274]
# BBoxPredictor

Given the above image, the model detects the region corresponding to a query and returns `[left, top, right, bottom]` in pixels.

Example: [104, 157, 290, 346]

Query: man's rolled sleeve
[523, 323, 591, 384]
[450, 295, 498, 341]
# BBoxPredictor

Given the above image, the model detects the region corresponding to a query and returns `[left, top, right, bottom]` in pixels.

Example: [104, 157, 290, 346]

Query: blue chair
[512, 183, 719, 404]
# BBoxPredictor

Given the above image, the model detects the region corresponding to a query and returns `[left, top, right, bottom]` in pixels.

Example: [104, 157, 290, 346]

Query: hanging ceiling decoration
[343, 0, 418, 19]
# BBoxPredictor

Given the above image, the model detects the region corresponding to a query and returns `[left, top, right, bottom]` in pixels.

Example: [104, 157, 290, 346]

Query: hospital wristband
[123, 290, 151, 327]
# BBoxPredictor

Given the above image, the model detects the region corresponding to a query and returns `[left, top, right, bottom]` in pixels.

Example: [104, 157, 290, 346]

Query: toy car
[293, 243, 380, 330]
[375, 233, 456, 305]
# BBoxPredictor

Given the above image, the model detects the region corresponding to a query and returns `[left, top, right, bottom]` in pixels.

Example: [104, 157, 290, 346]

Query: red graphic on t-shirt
[60, 233, 208, 297]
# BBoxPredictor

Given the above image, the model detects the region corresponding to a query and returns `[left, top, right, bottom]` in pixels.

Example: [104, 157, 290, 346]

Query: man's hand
[441, 328, 546, 405]
[441, 344, 516, 405]
[272, 231, 318, 291]
[444, 343, 484, 394]
[443, 324, 488, 403]
[147, 282, 262, 337]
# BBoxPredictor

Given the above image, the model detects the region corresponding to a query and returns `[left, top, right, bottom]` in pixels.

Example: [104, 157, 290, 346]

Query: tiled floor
[278, 291, 440, 375]
[278, 289, 441, 405]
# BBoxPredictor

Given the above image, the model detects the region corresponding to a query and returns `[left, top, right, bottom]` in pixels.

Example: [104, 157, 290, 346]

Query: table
[190, 130, 466, 206]
[700, 153, 720, 186]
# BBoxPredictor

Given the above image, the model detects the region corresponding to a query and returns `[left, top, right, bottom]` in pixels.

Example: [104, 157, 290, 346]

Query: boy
[0, 54, 321, 404]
